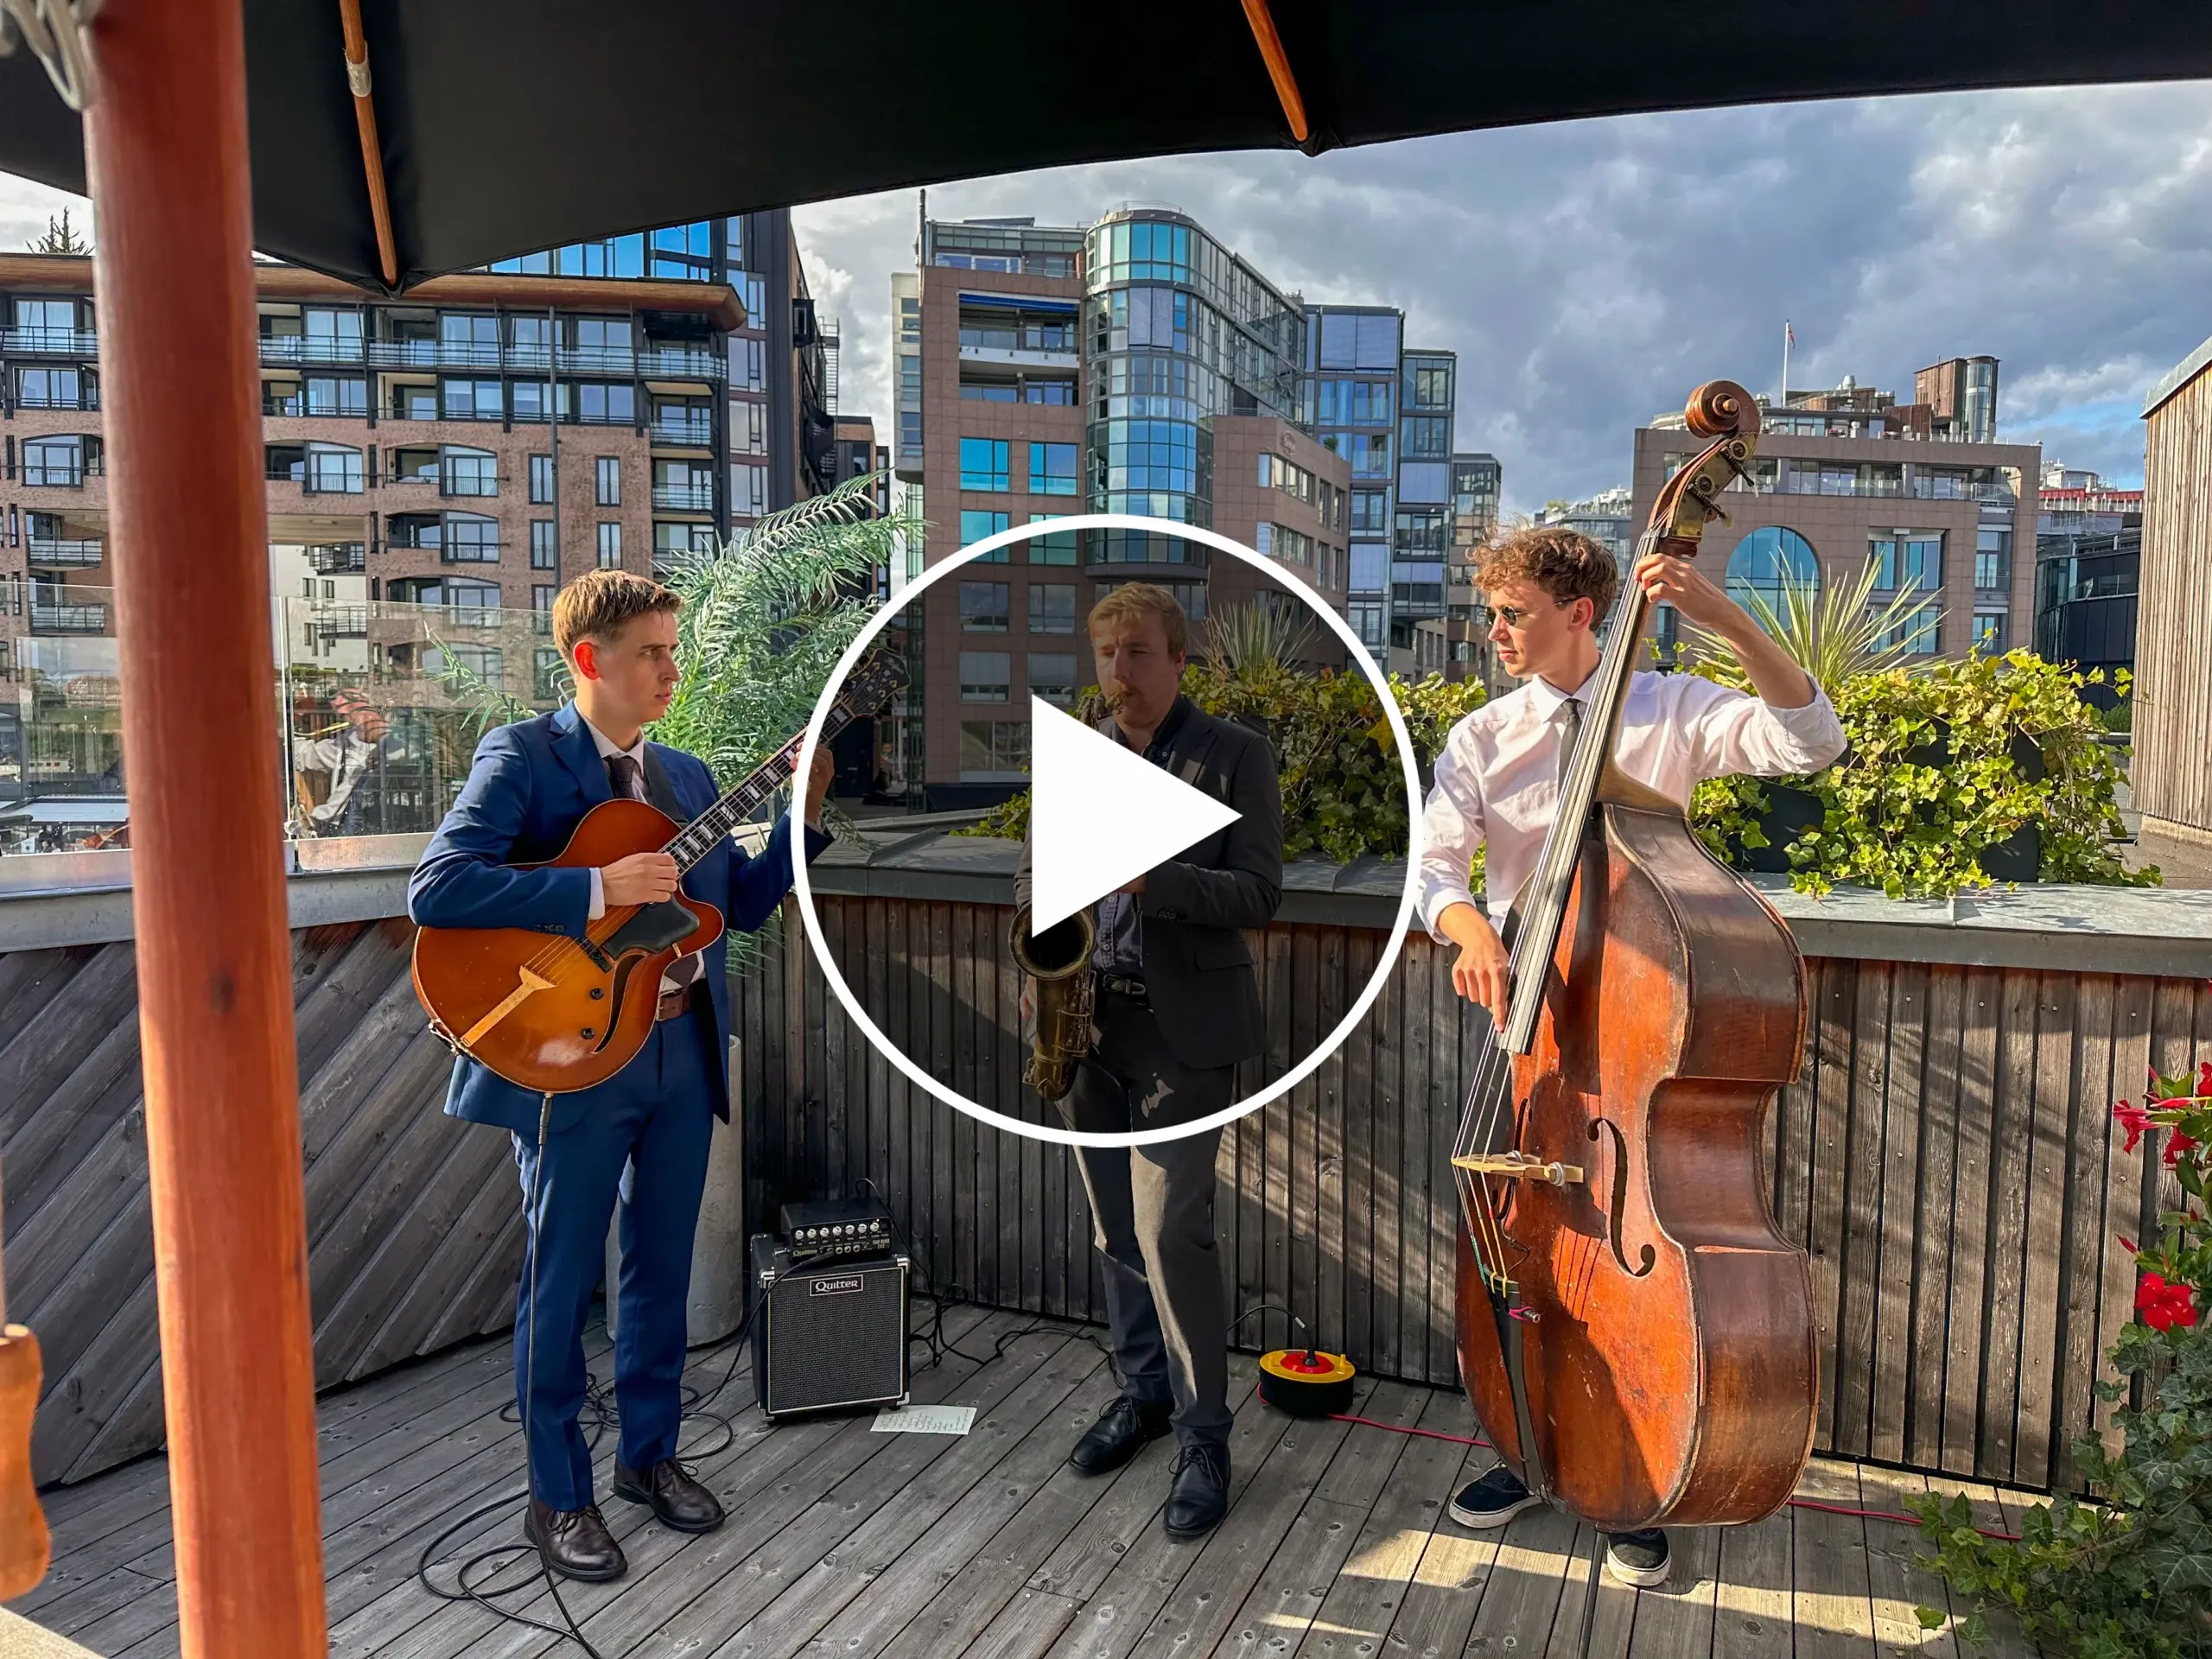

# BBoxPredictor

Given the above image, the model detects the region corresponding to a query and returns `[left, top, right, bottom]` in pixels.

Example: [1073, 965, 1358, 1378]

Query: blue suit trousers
[511, 1007, 716, 1510]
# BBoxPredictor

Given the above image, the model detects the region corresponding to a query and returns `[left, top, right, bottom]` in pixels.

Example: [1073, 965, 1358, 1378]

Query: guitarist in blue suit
[409, 569, 833, 1583]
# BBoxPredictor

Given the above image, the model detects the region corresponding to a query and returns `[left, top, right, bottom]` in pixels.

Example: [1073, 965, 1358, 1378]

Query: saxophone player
[1014, 582, 1283, 1541]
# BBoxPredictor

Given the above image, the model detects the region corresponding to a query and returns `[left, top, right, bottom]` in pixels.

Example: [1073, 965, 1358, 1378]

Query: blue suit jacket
[408, 701, 832, 1136]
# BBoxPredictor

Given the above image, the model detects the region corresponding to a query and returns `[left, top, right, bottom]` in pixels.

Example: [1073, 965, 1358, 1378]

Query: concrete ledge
[6, 819, 2208, 977]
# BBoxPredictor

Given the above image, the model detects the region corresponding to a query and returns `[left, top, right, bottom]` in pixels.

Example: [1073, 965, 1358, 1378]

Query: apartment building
[1423, 451, 1503, 687]
[897, 207, 1452, 805]
[1630, 363, 2039, 663]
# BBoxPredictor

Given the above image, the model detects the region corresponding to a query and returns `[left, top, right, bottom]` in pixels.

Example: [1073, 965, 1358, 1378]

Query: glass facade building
[1083, 210, 1305, 568]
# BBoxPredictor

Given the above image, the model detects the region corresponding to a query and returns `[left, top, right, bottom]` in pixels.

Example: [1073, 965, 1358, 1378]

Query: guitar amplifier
[750, 1234, 910, 1420]
[778, 1196, 895, 1262]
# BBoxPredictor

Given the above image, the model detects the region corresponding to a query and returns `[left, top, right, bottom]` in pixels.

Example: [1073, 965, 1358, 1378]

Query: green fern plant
[1202, 596, 1317, 677]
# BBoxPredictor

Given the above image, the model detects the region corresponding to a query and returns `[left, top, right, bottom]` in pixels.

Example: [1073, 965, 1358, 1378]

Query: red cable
[1325, 1414, 2023, 1541]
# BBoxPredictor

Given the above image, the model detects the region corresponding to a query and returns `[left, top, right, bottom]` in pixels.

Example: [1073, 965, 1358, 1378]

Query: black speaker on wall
[749, 1234, 910, 1420]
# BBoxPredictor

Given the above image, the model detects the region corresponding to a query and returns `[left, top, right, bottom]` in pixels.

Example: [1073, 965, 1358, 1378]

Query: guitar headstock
[837, 651, 911, 717]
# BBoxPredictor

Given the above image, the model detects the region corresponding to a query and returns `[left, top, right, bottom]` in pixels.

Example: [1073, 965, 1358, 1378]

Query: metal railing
[11, 390, 99, 412]
[26, 537, 104, 568]
[31, 602, 110, 634]
[651, 417, 714, 447]
[22, 464, 93, 488]
[306, 543, 366, 575]
[3, 327, 99, 356]
[638, 346, 725, 381]
[652, 482, 715, 512]
[257, 335, 365, 365]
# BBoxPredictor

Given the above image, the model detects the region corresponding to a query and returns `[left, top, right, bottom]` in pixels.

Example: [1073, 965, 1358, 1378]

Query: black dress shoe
[1162, 1442, 1230, 1540]
[612, 1457, 726, 1534]
[524, 1498, 626, 1582]
[1068, 1394, 1174, 1476]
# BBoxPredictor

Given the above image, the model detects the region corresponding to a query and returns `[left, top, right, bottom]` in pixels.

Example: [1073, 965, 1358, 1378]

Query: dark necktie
[1556, 697, 1584, 795]
[606, 753, 700, 991]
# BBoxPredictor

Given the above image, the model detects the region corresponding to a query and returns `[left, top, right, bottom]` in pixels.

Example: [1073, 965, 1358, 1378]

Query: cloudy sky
[9, 79, 2208, 515]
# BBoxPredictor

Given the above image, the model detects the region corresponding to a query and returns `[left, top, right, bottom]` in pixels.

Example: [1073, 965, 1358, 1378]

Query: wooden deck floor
[12, 1306, 2041, 1658]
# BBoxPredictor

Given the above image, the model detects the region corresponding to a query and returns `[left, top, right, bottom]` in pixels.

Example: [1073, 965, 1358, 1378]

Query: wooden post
[80, 1, 328, 1653]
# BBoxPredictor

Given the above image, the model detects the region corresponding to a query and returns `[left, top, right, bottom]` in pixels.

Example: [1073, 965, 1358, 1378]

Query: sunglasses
[1472, 600, 1566, 631]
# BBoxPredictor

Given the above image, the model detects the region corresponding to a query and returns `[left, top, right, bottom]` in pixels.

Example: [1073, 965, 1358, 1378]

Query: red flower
[2137, 1273, 2198, 1332]
[2164, 1129, 2202, 1170]
[2199, 1059, 2212, 1096]
[2118, 1235, 2139, 1254]
[2113, 1099, 2152, 1153]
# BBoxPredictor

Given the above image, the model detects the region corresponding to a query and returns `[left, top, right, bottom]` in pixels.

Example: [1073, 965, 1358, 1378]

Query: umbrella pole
[81, 0, 328, 1653]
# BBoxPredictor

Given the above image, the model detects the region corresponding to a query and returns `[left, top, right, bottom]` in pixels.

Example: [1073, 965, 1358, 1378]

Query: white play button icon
[1027, 696, 1243, 931]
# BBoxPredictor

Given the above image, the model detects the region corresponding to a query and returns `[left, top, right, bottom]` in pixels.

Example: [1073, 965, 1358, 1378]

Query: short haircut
[552, 569, 682, 660]
[1087, 582, 1190, 656]
[1474, 524, 1620, 621]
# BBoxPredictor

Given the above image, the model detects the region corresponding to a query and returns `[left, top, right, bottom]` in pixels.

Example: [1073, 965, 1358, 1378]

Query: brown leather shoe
[524, 1498, 626, 1582]
[612, 1457, 725, 1534]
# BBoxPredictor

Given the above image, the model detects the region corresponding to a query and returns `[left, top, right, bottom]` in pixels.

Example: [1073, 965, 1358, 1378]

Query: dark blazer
[408, 701, 831, 1136]
[1017, 696, 1283, 1072]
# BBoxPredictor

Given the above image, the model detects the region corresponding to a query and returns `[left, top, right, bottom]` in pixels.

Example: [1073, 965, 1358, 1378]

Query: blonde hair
[551, 569, 681, 660]
[1086, 582, 1190, 656]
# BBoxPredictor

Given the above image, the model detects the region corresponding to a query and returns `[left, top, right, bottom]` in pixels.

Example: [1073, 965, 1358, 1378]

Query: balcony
[21, 464, 94, 489]
[306, 543, 366, 575]
[31, 601, 110, 634]
[12, 389, 99, 412]
[3, 327, 99, 356]
[652, 481, 715, 512]
[307, 603, 370, 639]
[27, 537, 104, 569]
[638, 345, 725, 382]
[258, 334, 364, 366]
[651, 416, 714, 448]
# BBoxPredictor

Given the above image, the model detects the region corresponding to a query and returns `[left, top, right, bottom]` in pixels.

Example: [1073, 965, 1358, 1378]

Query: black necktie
[605, 753, 699, 990]
[1556, 697, 1583, 794]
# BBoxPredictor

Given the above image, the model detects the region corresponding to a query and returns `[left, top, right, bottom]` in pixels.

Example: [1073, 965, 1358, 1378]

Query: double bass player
[1416, 520, 1845, 1585]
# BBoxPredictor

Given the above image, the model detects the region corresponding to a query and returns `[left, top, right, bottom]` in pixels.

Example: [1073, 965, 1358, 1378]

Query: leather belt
[1099, 973, 1148, 1004]
[655, 986, 693, 1022]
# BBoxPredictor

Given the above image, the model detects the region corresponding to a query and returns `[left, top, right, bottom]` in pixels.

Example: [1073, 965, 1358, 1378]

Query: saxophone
[1008, 905, 1096, 1102]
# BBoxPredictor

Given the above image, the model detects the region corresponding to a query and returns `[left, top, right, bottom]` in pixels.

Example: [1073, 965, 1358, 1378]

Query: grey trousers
[1065, 989, 1234, 1452]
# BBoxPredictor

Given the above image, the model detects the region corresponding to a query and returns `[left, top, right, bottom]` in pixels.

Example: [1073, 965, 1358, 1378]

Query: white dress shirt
[581, 716, 697, 995]
[1416, 669, 1847, 939]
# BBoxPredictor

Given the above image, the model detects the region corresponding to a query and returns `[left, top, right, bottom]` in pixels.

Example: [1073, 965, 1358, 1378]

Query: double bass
[1451, 380, 1818, 1547]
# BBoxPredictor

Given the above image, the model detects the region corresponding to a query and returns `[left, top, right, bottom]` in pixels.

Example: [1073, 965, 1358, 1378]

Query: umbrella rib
[1237, 0, 1308, 143]
[335, 0, 397, 288]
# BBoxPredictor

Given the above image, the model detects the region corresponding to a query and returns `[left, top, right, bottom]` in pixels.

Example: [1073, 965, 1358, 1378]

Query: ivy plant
[1688, 652, 2153, 899]
[1910, 1060, 2212, 1655]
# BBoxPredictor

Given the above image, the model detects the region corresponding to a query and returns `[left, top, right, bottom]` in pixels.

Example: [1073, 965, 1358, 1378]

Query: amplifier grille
[750, 1236, 909, 1417]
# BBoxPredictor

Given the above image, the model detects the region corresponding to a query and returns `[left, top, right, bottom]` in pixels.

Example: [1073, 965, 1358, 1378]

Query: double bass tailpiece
[1451, 1150, 1585, 1186]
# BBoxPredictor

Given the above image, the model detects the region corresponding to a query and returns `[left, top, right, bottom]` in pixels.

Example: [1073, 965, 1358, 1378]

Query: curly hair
[1474, 524, 1620, 622]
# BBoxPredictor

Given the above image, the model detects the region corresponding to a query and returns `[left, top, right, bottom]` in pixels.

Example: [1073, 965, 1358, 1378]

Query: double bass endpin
[1451, 1151, 1586, 1186]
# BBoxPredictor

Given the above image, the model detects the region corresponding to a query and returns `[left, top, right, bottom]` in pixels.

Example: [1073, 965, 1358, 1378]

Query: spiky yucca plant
[1201, 596, 1317, 677]
[1688, 555, 1942, 694]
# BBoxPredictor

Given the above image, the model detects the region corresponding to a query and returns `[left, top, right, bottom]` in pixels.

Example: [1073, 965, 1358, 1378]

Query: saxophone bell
[1009, 904, 1096, 1103]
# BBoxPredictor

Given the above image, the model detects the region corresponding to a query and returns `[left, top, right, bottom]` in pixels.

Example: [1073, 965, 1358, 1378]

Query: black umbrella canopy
[5, 0, 2212, 291]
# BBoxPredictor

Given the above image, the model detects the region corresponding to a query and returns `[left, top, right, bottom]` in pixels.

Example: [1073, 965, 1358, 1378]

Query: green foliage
[1203, 597, 1317, 677]
[1688, 651, 2155, 899]
[1689, 554, 1948, 694]
[1910, 1064, 2212, 1656]
[959, 664, 1487, 881]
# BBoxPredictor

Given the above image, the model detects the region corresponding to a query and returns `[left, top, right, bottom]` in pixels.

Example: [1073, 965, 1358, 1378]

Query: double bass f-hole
[1589, 1118, 1656, 1279]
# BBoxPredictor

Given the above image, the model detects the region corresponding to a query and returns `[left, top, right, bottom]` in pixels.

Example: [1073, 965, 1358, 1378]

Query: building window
[595, 456, 620, 506]
[958, 720, 1030, 782]
[442, 512, 499, 563]
[531, 520, 556, 569]
[730, 337, 765, 391]
[1868, 531, 1942, 594]
[1727, 526, 1820, 616]
[961, 510, 1010, 556]
[960, 437, 1011, 493]
[1872, 606, 1941, 657]
[596, 522, 622, 569]
[1348, 601, 1384, 646]
[1027, 513, 1077, 565]
[1029, 583, 1076, 634]
[1027, 652, 1077, 707]
[533, 583, 556, 615]
[441, 378, 502, 421]
[304, 374, 366, 416]
[306, 442, 364, 494]
[1972, 612, 2006, 652]
[530, 454, 554, 504]
[510, 381, 550, 423]
[959, 581, 1010, 632]
[1975, 527, 2012, 591]
[1398, 461, 1449, 504]
[1027, 442, 1078, 497]
[1260, 524, 1315, 566]
[730, 463, 769, 518]
[534, 647, 567, 700]
[442, 447, 498, 498]
[1349, 543, 1389, 592]
[731, 399, 766, 455]
[570, 383, 636, 425]
[959, 651, 1011, 701]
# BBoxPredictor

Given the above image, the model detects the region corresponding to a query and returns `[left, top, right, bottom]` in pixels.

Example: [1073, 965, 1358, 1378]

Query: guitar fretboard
[660, 700, 862, 872]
